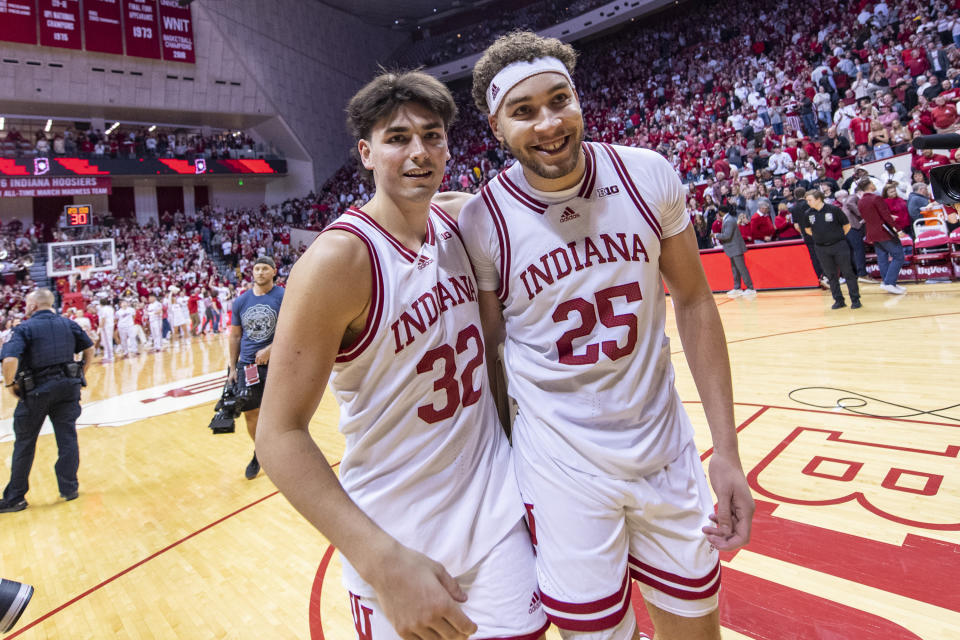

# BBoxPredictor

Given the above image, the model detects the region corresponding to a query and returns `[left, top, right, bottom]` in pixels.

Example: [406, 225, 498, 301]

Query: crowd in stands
[1, 124, 271, 161]
[0, 200, 316, 353]
[334, 0, 960, 252]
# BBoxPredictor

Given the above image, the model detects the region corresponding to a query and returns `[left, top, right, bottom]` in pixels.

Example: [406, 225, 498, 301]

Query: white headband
[486, 56, 574, 115]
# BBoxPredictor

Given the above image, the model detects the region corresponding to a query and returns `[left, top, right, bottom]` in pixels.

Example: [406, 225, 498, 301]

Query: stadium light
[44, 119, 52, 132]
[0, 117, 4, 131]
[148, 125, 157, 132]
[107, 121, 120, 134]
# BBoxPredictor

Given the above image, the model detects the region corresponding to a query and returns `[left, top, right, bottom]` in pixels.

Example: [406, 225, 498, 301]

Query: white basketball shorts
[347, 518, 549, 639]
[514, 439, 720, 634]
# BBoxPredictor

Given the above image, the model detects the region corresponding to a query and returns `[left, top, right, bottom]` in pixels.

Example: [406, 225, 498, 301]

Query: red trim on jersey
[324, 222, 385, 363]
[424, 216, 436, 245]
[484, 620, 552, 640]
[498, 171, 549, 214]
[629, 557, 722, 601]
[628, 555, 721, 588]
[480, 185, 512, 303]
[431, 203, 466, 248]
[599, 143, 663, 240]
[540, 571, 629, 614]
[577, 142, 598, 199]
[346, 208, 416, 263]
[540, 571, 632, 631]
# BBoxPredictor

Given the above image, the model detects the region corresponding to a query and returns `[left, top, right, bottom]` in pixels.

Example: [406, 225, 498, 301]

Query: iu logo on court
[349, 593, 373, 640]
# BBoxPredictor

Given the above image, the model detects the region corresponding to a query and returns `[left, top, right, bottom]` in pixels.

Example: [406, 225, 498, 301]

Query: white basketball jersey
[325, 205, 523, 596]
[460, 143, 694, 480]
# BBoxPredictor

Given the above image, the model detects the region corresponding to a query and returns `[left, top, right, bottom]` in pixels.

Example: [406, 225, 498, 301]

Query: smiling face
[359, 102, 450, 206]
[489, 72, 585, 190]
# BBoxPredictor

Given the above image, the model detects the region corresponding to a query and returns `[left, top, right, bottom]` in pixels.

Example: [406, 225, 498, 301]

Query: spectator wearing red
[930, 95, 958, 132]
[774, 204, 800, 240]
[738, 213, 753, 244]
[849, 110, 873, 147]
[881, 183, 912, 236]
[750, 202, 776, 242]
[912, 148, 950, 178]
[187, 290, 201, 335]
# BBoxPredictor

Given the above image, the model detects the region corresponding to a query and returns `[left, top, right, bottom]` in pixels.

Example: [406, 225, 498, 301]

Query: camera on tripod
[914, 134, 960, 205]
[208, 374, 248, 434]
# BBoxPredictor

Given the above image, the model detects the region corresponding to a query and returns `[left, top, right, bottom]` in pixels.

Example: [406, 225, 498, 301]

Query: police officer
[227, 256, 284, 479]
[0, 289, 93, 513]
[803, 190, 862, 310]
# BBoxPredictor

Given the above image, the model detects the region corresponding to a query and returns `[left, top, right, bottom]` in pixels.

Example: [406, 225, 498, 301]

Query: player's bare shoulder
[286, 226, 372, 330]
[431, 191, 476, 221]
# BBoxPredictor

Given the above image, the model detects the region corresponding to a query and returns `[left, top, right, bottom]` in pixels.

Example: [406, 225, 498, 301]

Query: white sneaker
[857, 276, 875, 284]
[839, 277, 846, 284]
[742, 289, 757, 296]
[892, 284, 907, 294]
[726, 289, 742, 297]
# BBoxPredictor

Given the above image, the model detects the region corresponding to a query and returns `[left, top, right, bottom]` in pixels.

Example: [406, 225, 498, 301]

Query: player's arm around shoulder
[431, 190, 475, 221]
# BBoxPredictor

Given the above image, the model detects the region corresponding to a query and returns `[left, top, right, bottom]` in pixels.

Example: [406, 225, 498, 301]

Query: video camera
[913, 134, 960, 205]
[208, 373, 248, 434]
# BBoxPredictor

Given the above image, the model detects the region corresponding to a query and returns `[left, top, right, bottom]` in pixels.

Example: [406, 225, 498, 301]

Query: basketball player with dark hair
[256, 70, 546, 640]
[459, 31, 755, 640]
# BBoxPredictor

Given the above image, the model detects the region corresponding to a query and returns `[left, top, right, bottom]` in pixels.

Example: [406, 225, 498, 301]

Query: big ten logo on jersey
[519, 232, 650, 301]
[596, 184, 620, 198]
[719, 407, 960, 637]
[390, 275, 477, 354]
[348, 593, 374, 640]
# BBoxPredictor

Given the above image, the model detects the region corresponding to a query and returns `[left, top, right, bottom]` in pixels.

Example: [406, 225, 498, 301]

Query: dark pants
[874, 238, 905, 285]
[2, 378, 82, 503]
[815, 242, 860, 303]
[845, 227, 868, 277]
[729, 253, 754, 289]
[803, 235, 824, 278]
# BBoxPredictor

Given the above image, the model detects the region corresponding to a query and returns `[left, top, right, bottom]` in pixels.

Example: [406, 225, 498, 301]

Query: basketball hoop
[76, 265, 94, 281]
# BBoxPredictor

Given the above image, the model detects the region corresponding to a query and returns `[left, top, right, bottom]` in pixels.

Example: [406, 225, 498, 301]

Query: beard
[503, 126, 585, 182]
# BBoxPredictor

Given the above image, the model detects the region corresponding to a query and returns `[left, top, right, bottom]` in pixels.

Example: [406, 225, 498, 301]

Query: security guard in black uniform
[0, 288, 94, 513]
[803, 190, 862, 310]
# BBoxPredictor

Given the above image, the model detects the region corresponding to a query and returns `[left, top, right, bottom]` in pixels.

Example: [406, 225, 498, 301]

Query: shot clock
[63, 204, 93, 228]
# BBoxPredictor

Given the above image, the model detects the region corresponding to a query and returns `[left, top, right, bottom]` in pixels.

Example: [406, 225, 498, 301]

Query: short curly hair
[346, 69, 457, 142]
[471, 30, 578, 114]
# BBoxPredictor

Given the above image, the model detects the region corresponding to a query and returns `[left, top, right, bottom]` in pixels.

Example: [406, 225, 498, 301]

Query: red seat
[913, 228, 953, 282]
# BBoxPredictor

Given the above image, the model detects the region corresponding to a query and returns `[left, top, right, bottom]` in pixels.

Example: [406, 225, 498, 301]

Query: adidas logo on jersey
[417, 255, 434, 270]
[559, 206, 580, 223]
[596, 184, 620, 198]
[528, 591, 542, 614]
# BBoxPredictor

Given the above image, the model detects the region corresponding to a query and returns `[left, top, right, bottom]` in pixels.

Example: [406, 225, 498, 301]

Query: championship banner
[38, 0, 81, 49]
[0, 0, 38, 45]
[83, 0, 123, 55]
[157, 0, 194, 63]
[0, 176, 112, 198]
[122, 0, 160, 59]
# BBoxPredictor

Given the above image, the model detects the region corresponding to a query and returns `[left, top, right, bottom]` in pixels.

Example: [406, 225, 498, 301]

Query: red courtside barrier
[699, 240, 820, 292]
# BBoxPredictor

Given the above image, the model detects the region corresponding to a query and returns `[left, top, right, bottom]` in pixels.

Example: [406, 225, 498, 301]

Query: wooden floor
[2, 282, 959, 639]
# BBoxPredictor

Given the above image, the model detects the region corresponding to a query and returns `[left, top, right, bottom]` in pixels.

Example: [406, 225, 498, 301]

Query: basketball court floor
[2, 282, 958, 639]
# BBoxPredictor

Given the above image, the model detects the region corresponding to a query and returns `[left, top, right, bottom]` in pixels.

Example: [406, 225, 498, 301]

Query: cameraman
[227, 257, 284, 479]
[0, 289, 93, 514]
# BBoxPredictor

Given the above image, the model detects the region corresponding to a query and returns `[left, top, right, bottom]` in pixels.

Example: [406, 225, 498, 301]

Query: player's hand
[372, 544, 477, 639]
[703, 452, 754, 551]
[254, 347, 270, 365]
[226, 365, 238, 385]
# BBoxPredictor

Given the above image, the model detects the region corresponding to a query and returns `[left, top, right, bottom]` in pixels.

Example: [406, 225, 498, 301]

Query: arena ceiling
[318, 0, 491, 29]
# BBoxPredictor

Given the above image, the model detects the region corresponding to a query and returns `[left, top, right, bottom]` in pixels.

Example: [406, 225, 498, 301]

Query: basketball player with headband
[459, 31, 755, 640]
[256, 70, 547, 640]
